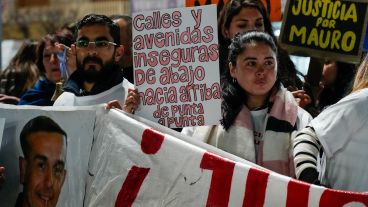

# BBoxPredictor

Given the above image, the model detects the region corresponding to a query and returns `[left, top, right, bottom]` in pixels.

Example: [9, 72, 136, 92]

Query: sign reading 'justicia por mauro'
[280, 0, 368, 63]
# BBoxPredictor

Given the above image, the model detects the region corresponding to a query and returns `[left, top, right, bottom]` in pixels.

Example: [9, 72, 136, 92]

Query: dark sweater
[63, 69, 125, 96]
[18, 79, 55, 106]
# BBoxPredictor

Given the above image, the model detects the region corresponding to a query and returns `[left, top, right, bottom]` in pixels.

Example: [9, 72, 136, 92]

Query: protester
[317, 60, 356, 111]
[182, 32, 312, 177]
[54, 14, 137, 108]
[16, 116, 67, 207]
[110, 14, 134, 83]
[0, 40, 39, 104]
[218, 0, 311, 107]
[18, 32, 74, 106]
[293, 54, 368, 192]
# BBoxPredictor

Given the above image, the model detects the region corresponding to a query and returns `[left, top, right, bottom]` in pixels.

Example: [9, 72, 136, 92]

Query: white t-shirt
[54, 80, 134, 106]
[250, 108, 268, 154]
[311, 88, 368, 191]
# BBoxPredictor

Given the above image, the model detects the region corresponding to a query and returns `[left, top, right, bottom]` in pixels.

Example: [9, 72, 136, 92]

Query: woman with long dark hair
[183, 32, 311, 177]
[0, 40, 39, 104]
[218, 0, 303, 91]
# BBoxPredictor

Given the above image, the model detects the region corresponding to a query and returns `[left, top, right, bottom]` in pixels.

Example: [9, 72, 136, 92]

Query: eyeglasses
[75, 40, 117, 49]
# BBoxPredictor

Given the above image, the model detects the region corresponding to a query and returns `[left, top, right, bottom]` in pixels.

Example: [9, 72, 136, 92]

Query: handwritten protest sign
[133, 5, 222, 128]
[280, 0, 368, 63]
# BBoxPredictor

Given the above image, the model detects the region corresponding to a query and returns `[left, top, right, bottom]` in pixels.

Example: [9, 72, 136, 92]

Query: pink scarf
[218, 86, 298, 176]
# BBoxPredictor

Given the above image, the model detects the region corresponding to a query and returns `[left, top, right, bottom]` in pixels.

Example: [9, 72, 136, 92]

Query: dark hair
[319, 61, 357, 110]
[109, 15, 132, 45]
[218, 0, 302, 90]
[36, 32, 74, 75]
[20, 116, 67, 158]
[221, 31, 280, 130]
[0, 40, 39, 97]
[76, 14, 120, 45]
[219, 0, 274, 44]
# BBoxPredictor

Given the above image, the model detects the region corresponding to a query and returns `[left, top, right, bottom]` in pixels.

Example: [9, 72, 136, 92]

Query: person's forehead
[77, 24, 113, 40]
[27, 132, 66, 160]
[43, 43, 57, 52]
[236, 7, 263, 19]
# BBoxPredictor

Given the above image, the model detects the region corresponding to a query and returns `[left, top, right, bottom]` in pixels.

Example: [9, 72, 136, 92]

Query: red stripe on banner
[115, 166, 150, 207]
[286, 179, 310, 207]
[243, 168, 269, 207]
[200, 151, 235, 207]
[320, 188, 368, 206]
[141, 128, 164, 154]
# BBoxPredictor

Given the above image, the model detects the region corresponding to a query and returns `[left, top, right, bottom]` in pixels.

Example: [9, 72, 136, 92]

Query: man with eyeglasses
[54, 14, 138, 109]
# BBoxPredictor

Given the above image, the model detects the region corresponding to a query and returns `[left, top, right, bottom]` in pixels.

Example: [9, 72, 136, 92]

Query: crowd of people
[0, 0, 367, 204]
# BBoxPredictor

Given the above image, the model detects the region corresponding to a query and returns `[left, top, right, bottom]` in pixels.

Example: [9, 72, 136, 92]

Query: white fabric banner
[86, 109, 368, 207]
[1, 105, 367, 206]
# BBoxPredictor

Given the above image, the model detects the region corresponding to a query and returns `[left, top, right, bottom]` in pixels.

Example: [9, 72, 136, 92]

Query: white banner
[1, 105, 367, 206]
[86, 109, 368, 206]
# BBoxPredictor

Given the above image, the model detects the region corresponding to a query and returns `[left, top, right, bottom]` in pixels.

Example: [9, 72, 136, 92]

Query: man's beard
[77, 56, 117, 83]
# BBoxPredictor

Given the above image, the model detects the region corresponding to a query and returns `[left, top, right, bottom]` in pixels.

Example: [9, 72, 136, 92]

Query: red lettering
[134, 69, 145, 86]
[286, 179, 310, 207]
[243, 168, 269, 207]
[115, 128, 165, 206]
[320, 188, 368, 206]
[114, 166, 150, 207]
[141, 128, 164, 154]
[200, 151, 235, 207]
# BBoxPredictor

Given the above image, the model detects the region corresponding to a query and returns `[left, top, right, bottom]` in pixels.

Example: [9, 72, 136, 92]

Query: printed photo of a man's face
[18, 116, 67, 207]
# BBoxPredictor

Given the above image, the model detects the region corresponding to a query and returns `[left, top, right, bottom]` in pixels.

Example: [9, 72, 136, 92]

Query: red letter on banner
[243, 168, 269, 207]
[115, 166, 150, 207]
[319, 188, 368, 206]
[286, 179, 310, 207]
[115, 128, 165, 206]
[200, 151, 236, 207]
[141, 128, 165, 154]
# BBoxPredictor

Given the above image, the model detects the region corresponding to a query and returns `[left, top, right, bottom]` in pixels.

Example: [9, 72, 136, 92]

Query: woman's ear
[223, 27, 230, 39]
[229, 62, 236, 78]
